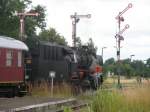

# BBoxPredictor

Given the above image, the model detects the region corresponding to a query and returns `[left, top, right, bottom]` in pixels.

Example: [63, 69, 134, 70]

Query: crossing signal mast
[17, 12, 39, 41]
[115, 3, 133, 87]
[70, 12, 91, 47]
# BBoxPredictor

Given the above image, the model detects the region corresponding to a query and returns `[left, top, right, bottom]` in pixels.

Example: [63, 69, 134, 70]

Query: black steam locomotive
[25, 37, 103, 90]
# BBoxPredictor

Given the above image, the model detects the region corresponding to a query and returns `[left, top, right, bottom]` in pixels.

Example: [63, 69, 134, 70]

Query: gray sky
[32, 0, 150, 61]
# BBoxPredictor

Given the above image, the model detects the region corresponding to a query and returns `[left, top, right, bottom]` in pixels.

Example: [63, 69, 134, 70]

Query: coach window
[18, 51, 22, 67]
[6, 50, 13, 67]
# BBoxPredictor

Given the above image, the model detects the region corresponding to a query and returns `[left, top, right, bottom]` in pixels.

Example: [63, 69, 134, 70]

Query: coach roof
[0, 36, 28, 51]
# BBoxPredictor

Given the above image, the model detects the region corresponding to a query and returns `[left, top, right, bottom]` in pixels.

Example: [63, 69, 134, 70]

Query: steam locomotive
[25, 37, 103, 90]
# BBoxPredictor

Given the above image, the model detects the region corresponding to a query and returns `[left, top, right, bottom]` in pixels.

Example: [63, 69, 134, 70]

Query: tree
[0, 0, 46, 39]
[144, 58, 150, 78]
[131, 60, 145, 77]
[86, 38, 97, 57]
[0, 0, 29, 38]
[103, 57, 150, 78]
[105, 58, 115, 65]
[122, 64, 134, 78]
[122, 58, 131, 64]
[119, 59, 134, 78]
[103, 58, 147, 78]
[103, 58, 116, 75]
[38, 28, 67, 45]
[146, 58, 150, 67]
[75, 37, 82, 48]
[24, 5, 46, 37]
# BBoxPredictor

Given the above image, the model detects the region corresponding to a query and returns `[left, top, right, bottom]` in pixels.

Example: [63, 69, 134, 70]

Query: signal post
[115, 3, 133, 87]
[17, 12, 39, 41]
[70, 12, 91, 47]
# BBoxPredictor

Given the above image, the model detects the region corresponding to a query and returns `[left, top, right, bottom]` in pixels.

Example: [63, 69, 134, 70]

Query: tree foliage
[144, 58, 150, 78]
[24, 5, 46, 37]
[104, 58, 150, 78]
[103, 58, 116, 75]
[74, 37, 97, 56]
[38, 28, 67, 45]
[86, 38, 97, 57]
[105, 58, 115, 65]
[0, 0, 45, 39]
[0, 0, 68, 45]
[75, 37, 82, 47]
[0, 0, 30, 38]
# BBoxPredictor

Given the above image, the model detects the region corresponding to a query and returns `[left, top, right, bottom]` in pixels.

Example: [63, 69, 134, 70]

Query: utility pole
[17, 12, 39, 41]
[70, 12, 91, 47]
[115, 3, 132, 87]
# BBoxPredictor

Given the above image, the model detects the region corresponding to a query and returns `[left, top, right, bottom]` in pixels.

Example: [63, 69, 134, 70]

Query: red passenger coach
[0, 36, 28, 97]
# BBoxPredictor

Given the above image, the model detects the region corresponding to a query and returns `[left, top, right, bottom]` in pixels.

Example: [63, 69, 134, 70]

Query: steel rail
[56, 103, 89, 112]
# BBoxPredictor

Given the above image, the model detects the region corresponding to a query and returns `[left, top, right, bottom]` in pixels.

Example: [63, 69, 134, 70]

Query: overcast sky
[32, 0, 150, 61]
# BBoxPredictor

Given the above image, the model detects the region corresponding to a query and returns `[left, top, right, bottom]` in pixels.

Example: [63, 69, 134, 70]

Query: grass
[27, 78, 150, 112]
[89, 82, 150, 112]
[63, 106, 73, 112]
[103, 76, 137, 84]
[102, 76, 150, 89]
[122, 85, 150, 112]
[28, 81, 73, 98]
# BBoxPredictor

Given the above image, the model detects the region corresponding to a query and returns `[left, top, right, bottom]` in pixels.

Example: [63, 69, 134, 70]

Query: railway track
[0, 97, 89, 112]
[56, 103, 88, 112]
[0, 98, 77, 112]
